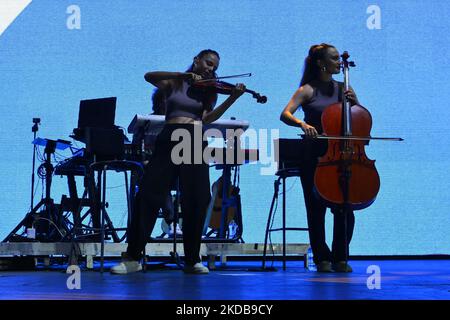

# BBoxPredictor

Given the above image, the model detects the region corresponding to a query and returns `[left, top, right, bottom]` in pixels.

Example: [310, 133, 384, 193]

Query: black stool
[89, 160, 143, 272]
[262, 139, 309, 270]
[84, 127, 144, 272]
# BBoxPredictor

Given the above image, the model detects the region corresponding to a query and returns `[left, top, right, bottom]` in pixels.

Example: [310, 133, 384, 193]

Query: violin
[313, 51, 381, 210]
[192, 73, 267, 104]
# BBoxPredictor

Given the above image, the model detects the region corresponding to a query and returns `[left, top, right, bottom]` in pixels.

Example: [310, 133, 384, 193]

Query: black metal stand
[4, 139, 68, 242]
[206, 134, 245, 242]
[169, 179, 183, 268]
[262, 169, 309, 271]
[217, 165, 242, 240]
[30, 118, 40, 211]
[89, 160, 143, 273]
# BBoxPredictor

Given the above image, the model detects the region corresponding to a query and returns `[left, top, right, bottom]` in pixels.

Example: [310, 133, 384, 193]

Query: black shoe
[316, 260, 333, 272]
[332, 261, 353, 273]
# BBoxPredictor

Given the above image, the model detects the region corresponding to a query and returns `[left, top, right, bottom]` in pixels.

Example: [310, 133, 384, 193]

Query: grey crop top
[165, 81, 209, 121]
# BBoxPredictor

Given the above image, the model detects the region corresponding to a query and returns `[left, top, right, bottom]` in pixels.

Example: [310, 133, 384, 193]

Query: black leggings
[126, 124, 211, 265]
[299, 140, 355, 264]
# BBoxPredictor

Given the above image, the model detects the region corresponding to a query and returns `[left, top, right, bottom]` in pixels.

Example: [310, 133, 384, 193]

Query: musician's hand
[231, 83, 246, 99]
[183, 72, 203, 83]
[300, 122, 318, 137]
[345, 89, 359, 105]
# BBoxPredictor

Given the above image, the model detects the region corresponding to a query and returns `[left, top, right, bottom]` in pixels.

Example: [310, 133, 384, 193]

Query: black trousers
[299, 140, 355, 264]
[126, 124, 211, 265]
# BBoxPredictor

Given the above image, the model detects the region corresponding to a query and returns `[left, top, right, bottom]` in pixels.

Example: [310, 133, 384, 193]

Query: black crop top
[301, 79, 343, 133]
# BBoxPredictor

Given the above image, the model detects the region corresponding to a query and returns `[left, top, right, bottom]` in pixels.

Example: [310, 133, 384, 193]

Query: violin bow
[195, 73, 252, 83]
[298, 134, 404, 141]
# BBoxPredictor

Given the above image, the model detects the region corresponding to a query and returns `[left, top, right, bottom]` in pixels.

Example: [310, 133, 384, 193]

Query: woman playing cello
[280, 43, 360, 272]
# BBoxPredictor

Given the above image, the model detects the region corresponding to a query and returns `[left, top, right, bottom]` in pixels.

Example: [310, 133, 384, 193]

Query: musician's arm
[202, 85, 245, 124]
[201, 95, 239, 124]
[144, 71, 194, 90]
[280, 85, 313, 128]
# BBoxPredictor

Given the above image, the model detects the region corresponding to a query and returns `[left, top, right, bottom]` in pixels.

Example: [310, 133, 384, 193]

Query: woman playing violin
[111, 49, 246, 274]
[280, 43, 359, 272]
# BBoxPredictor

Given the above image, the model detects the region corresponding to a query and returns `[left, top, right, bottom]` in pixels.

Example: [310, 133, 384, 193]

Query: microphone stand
[30, 118, 40, 211]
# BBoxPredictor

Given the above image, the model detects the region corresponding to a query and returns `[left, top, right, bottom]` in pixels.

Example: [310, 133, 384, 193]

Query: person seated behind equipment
[150, 88, 183, 238]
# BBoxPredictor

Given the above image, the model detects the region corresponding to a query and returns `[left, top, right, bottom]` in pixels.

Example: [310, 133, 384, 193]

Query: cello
[311, 51, 403, 210]
[314, 51, 381, 210]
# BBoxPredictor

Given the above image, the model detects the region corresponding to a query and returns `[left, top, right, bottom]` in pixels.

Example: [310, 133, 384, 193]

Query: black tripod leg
[67, 174, 82, 236]
[171, 181, 182, 268]
[100, 168, 106, 273]
[3, 200, 44, 241]
[70, 188, 89, 239]
[233, 193, 244, 242]
[89, 171, 101, 232]
[102, 210, 120, 243]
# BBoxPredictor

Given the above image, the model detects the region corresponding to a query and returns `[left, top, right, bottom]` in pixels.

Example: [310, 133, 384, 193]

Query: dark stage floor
[0, 259, 449, 301]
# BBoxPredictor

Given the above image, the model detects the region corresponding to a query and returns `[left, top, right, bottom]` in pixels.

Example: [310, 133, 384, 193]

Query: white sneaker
[183, 262, 209, 274]
[110, 260, 142, 274]
[168, 222, 183, 237]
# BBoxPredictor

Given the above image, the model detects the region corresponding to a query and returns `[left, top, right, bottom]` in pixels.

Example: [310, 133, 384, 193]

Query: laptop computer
[72, 97, 117, 142]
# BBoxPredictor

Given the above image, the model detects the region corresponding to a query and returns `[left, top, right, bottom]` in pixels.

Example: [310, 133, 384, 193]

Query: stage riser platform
[0, 242, 309, 269]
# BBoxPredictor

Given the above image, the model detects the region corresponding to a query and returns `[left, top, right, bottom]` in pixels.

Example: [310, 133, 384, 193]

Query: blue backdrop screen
[1, 0, 449, 255]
